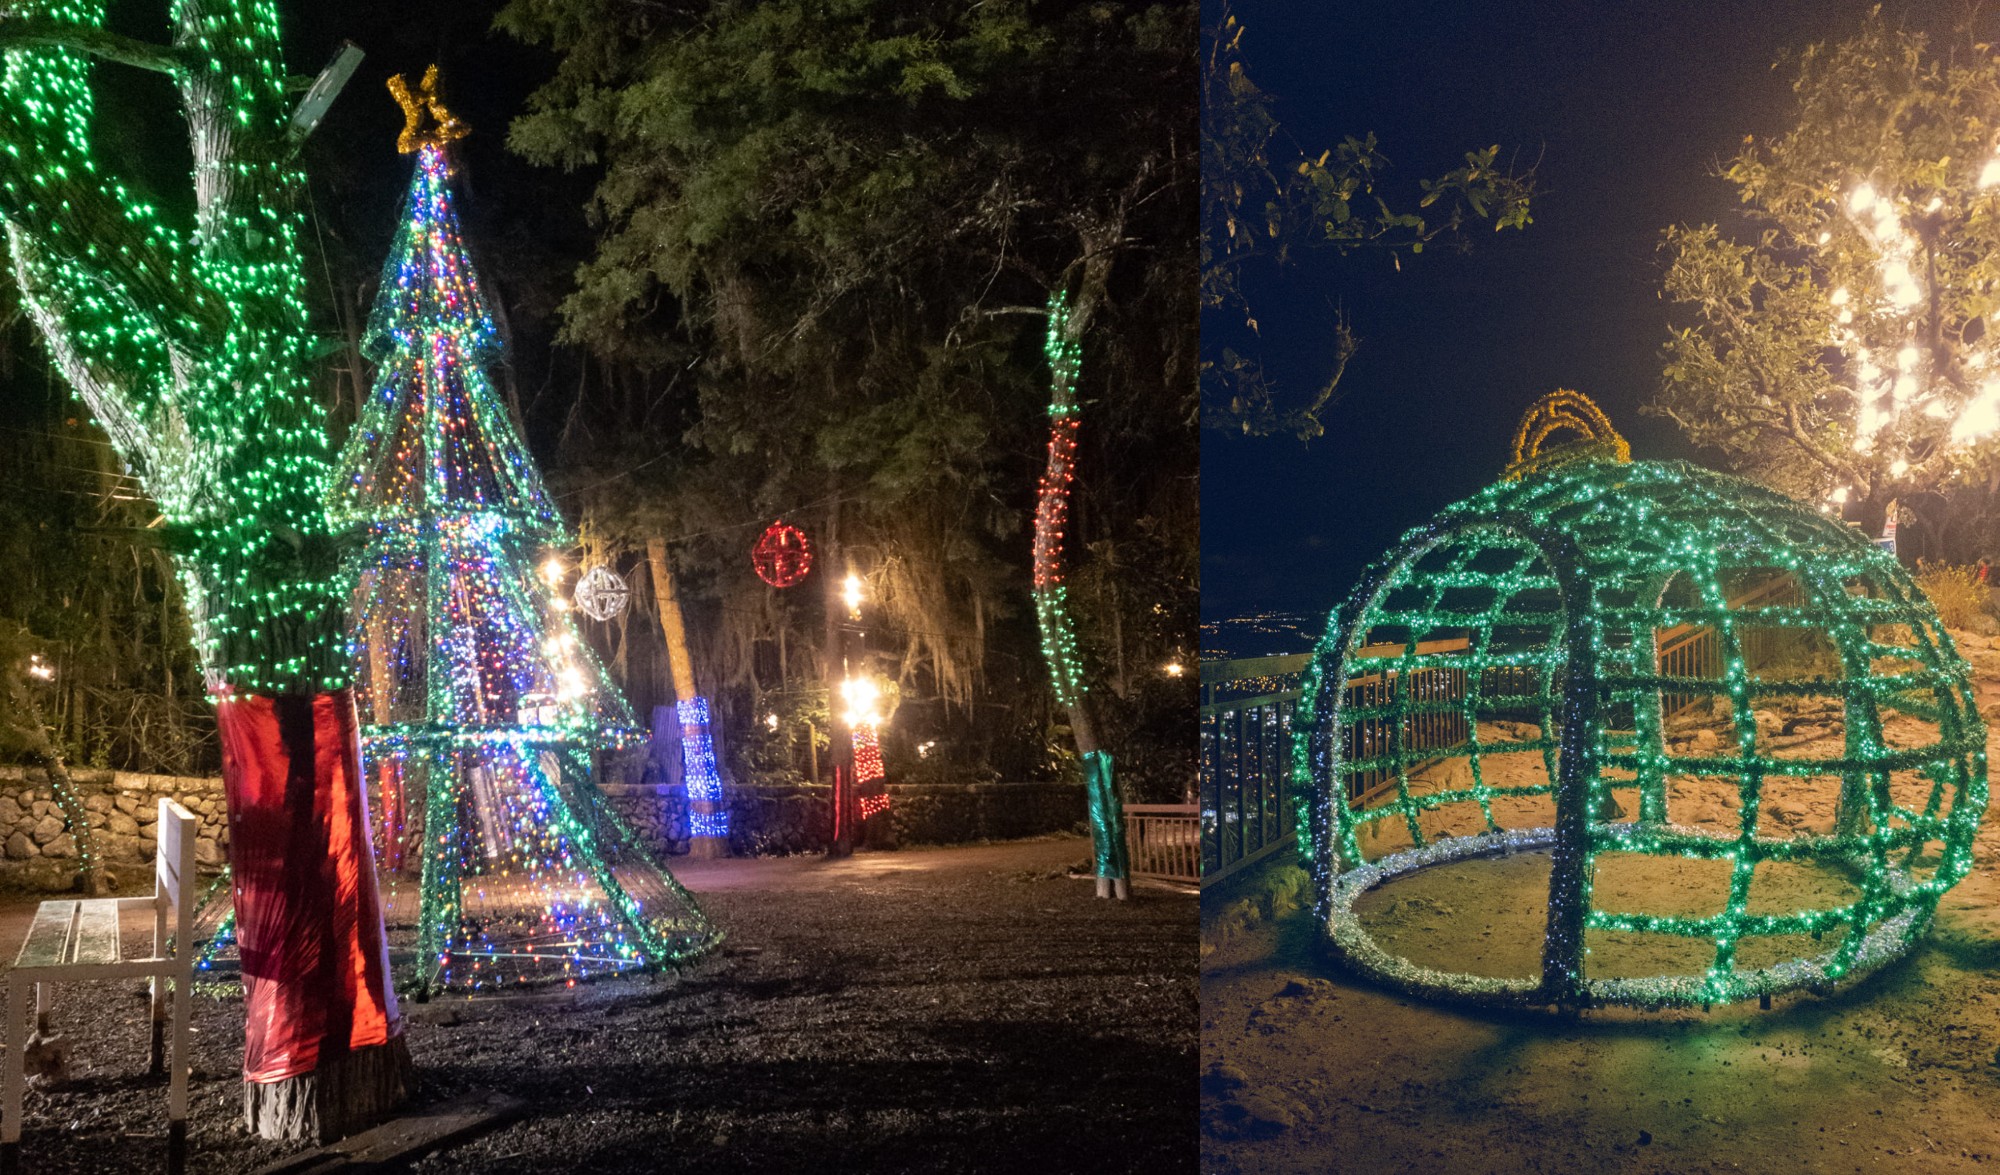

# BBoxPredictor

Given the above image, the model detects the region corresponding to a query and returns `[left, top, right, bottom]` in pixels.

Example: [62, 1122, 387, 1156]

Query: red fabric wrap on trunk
[216, 689, 402, 1084]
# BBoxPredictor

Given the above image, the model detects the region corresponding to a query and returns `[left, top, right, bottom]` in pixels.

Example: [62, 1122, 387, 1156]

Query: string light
[319, 82, 718, 993]
[750, 520, 812, 588]
[1034, 290, 1128, 888]
[1296, 395, 1987, 1010]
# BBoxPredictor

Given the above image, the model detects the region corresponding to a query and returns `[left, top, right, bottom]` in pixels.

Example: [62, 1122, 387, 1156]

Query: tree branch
[0, 17, 183, 74]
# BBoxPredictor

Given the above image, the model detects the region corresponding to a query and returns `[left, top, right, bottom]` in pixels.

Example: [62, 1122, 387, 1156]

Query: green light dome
[1297, 453, 1988, 1009]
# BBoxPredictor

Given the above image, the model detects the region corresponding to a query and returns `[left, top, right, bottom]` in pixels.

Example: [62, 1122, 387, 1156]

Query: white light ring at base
[1323, 827, 1934, 1010]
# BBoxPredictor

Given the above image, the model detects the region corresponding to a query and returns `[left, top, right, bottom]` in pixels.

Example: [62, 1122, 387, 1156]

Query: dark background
[1200, 0, 1974, 645]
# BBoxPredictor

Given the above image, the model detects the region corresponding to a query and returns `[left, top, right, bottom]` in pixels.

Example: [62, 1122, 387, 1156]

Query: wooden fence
[1123, 803, 1200, 883]
[1656, 574, 1803, 720]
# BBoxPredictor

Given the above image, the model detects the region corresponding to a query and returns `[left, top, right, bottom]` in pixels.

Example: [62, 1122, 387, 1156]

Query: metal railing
[1124, 803, 1200, 882]
[1200, 653, 1308, 887]
[1199, 639, 1475, 887]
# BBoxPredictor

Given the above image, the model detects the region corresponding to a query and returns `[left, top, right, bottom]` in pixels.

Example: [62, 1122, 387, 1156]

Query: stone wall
[0, 765, 1086, 891]
[600, 779, 1087, 858]
[0, 767, 228, 892]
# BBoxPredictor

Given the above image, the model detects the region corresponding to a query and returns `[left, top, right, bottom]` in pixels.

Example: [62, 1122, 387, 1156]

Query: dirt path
[8, 836, 1196, 1173]
[1201, 633, 2000, 1174]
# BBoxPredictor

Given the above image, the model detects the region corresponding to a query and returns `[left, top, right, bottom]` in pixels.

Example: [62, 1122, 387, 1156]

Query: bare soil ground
[7, 835, 1196, 1173]
[1201, 632, 2000, 1174]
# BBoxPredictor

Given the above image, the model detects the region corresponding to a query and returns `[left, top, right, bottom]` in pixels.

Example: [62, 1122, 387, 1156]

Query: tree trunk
[1034, 231, 1131, 898]
[221, 691, 409, 1142]
[824, 497, 856, 857]
[4, 680, 102, 897]
[647, 537, 726, 857]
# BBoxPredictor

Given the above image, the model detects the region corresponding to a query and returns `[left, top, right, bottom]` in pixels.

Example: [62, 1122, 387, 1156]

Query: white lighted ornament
[572, 565, 631, 621]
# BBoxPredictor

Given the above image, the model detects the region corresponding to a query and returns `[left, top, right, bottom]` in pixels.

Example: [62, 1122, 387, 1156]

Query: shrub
[1914, 563, 1992, 631]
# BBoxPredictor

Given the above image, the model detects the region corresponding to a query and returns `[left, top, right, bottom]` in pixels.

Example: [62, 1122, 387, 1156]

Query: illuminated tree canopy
[0, 0, 345, 693]
[1658, 12, 2000, 524]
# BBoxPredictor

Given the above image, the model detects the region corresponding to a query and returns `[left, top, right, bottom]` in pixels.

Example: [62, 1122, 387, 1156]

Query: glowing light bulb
[540, 556, 565, 585]
[1830, 286, 1851, 306]
[1982, 158, 2000, 189]
[764, 712, 779, 730]
[1849, 183, 1877, 213]
[1890, 458, 1909, 476]
[1163, 661, 1186, 677]
[839, 675, 882, 727]
[841, 573, 864, 617]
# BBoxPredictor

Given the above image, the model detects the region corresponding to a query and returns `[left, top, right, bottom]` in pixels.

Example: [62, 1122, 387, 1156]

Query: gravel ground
[8, 835, 1196, 1173]
[1202, 632, 2000, 1174]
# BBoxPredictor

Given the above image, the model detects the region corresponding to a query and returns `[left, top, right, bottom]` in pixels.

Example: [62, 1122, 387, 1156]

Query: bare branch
[0, 17, 183, 74]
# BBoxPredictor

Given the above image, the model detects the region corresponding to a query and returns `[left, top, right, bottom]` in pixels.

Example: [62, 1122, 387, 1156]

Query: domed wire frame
[1295, 458, 1988, 1009]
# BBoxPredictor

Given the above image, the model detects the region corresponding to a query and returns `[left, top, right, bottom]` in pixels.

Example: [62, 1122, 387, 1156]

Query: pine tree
[332, 70, 718, 994]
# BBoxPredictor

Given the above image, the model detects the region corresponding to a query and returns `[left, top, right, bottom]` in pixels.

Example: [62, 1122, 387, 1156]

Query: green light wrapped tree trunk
[0, 0, 406, 1142]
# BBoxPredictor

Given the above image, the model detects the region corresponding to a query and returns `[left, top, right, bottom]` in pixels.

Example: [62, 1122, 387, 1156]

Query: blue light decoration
[311, 72, 717, 994]
[677, 696, 728, 840]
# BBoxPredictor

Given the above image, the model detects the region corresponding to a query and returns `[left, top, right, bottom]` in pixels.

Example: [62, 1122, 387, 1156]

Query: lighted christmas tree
[332, 69, 718, 994]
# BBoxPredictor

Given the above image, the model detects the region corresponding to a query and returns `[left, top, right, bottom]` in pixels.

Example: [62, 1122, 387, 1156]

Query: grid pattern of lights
[1297, 409, 1986, 1009]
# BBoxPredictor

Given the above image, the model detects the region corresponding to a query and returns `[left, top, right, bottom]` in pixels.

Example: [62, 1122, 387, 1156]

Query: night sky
[1200, 0, 1970, 642]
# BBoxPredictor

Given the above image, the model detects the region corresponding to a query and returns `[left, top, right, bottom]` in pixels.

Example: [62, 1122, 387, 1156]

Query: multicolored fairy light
[326, 72, 717, 994]
[1298, 392, 1987, 1009]
[1034, 290, 1129, 897]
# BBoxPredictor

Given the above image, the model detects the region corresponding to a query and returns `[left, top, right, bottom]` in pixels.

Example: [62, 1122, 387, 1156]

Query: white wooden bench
[2, 798, 196, 1174]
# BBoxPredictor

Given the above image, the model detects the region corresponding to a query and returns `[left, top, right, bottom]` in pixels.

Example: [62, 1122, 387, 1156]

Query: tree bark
[647, 537, 726, 856]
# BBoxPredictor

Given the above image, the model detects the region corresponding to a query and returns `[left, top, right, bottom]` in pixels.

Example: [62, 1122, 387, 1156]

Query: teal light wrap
[1297, 456, 1988, 1010]
[1084, 750, 1130, 881]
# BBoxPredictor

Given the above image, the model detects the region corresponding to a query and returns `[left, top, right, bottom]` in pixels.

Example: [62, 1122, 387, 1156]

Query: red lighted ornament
[752, 520, 813, 588]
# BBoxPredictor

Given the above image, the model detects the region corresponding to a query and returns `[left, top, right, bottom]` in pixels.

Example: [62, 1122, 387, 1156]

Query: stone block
[30, 815, 63, 844]
[5, 833, 33, 860]
[41, 833, 75, 859]
[107, 812, 138, 837]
